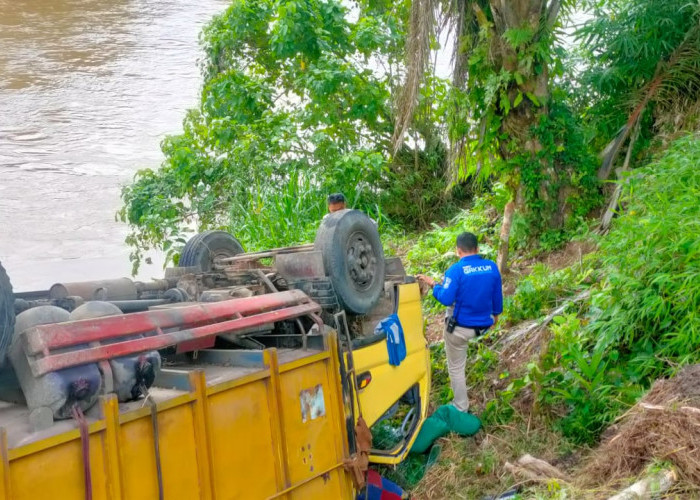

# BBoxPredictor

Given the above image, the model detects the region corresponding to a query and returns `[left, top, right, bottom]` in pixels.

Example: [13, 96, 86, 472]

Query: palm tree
[393, 0, 568, 271]
[394, 0, 700, 269]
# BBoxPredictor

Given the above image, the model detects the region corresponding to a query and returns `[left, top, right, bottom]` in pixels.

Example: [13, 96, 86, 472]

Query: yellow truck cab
[0, 210, 430, 499]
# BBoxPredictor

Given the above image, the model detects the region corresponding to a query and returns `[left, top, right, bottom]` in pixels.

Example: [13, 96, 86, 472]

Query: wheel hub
[346, 233, 377, 290]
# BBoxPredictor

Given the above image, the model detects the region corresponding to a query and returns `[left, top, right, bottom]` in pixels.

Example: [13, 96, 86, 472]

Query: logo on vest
[463, 264, 491, 274]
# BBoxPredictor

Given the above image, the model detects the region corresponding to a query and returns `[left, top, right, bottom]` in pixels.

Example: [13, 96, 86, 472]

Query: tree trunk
[488, 0, 552, 270]
[497, 200, 515, 273]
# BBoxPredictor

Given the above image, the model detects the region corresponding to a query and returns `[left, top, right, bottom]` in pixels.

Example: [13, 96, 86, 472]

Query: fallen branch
[607, 469, 677, 500]
[601, 123, 641, 232]
[501, 290, 591, 347]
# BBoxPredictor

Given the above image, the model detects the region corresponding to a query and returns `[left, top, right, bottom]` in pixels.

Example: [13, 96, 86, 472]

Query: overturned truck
[0, 209, 430, 499]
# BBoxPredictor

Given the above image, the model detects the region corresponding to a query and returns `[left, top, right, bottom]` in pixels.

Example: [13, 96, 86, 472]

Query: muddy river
[0, 0, 227, 291]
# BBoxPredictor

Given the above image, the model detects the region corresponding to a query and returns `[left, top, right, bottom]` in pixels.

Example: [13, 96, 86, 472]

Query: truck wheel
[179, 231, 244, 272]
[0, 261, 15, 368]
[314, 210, 385, 315]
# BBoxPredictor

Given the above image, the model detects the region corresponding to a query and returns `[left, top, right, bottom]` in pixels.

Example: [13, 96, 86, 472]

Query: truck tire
[0, 261, 14, 368]
[314, 210, 385, 315]
[179, 231, 244, 272]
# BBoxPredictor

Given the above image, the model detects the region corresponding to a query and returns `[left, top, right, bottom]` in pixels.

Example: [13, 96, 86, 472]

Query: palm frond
[391, 0, 435, 154]
[598, 22, 700, 179]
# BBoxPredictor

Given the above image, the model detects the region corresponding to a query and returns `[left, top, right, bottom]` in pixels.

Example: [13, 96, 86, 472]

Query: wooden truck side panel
[0, 339, 353, 500]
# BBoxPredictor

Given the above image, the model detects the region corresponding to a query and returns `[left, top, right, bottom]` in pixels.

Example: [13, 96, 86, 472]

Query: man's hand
[416, 274, 437, 288]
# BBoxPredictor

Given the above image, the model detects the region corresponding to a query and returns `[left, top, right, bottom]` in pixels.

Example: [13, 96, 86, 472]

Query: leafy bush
[587, 135, 700, 376]
[402, 195, 500, 277]
[537, 135, 700, 444]
[534, 314, 644, 443]
[119, 0, 467, 271]
[577, 0, 700, 147]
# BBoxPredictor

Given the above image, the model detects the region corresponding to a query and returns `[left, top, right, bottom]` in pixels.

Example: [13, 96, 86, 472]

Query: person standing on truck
[416, 232, 503, 413]
[327, 193, 347, 213]
[323, 192, 378, 228]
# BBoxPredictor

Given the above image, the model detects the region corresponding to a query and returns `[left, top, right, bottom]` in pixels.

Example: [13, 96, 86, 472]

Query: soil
[579, 364, 700, 493]
[423, 311, 444, 345]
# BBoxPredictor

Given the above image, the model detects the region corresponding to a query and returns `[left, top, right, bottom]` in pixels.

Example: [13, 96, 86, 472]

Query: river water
[0, 0, 227, 291]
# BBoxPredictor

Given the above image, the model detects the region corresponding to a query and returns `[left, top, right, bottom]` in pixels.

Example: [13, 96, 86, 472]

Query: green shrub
[537, 134, 700, 444]
[536, 314, 643, 443]
[587, 135, 700, 377]
[403, 202, 497, 277]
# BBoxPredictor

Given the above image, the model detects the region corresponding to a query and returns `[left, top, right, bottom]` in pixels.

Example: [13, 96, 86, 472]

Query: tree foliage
[122, 0, 408, 268]
[578, 0, 700, 138]
[577, 0, 700, 177]
[119, 0, 475, 270]
[393, 0, 603, 270]
[119, 0, 698, 276]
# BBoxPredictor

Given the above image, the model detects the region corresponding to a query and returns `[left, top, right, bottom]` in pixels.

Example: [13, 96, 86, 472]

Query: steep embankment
[395, 134, 700, 499]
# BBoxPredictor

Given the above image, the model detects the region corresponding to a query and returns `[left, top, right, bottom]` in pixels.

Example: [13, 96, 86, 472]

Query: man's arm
[433, 266, 459, 307]
[492, 267, 504, 316]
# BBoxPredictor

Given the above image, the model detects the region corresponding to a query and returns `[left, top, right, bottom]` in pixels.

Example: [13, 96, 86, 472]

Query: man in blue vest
[417, 232, 503, 413]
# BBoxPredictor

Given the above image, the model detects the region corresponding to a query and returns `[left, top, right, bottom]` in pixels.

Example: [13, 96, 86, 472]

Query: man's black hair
[327, 193, 346, 204]
[456, 232, 478, 252]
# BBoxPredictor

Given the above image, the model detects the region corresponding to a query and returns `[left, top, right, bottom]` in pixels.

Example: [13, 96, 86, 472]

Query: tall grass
[503, 262, 592, 324]
[225, 169, 390, 251]
[400, 195, 500, 276]
[588, 135, 700, 374]
[227, 171, 324, 250]
[536, 134, 700, 443]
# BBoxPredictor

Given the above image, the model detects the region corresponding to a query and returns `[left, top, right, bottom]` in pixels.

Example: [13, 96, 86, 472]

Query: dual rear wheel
[179, 210, 385, 315]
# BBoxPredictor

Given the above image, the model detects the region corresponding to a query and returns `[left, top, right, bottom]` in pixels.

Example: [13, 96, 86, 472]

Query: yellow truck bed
[1, 341, 353, 500]
[1, 282, 431, 500]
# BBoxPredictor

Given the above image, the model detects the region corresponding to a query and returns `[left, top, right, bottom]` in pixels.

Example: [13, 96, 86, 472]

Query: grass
[403, 319, 579, 499]
[412, 415, 576, 499]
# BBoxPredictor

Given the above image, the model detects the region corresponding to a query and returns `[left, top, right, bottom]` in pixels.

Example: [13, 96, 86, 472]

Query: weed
[503, 263, 592, 324]
[402, 203, 497, 278]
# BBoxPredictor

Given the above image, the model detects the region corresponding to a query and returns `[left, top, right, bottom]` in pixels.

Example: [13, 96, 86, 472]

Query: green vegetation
[119, 0, 472, 271]
[120, 0, 396, 268]
[396, 134, 699, 494]
[118, 0, 700, 495]
[538, 136, 700, 443]
[502, 263, 590, 324]
[578, 0, 700, 150]
[459, 134, 697, 451]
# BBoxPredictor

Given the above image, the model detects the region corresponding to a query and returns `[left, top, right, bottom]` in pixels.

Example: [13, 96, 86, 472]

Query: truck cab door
[341, 282, 431, 465]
